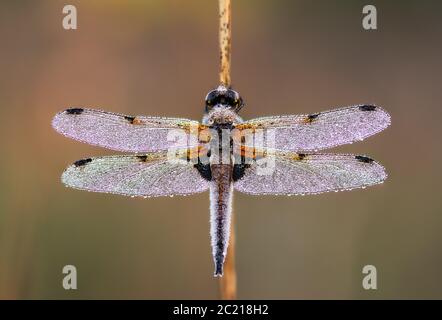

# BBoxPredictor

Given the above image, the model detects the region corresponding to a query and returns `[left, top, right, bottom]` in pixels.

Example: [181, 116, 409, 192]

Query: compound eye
[233, 96, 244, 112]
[236, 97, 243, 107]
[227, 91, 242, 110]
[205, 90, 219, 107]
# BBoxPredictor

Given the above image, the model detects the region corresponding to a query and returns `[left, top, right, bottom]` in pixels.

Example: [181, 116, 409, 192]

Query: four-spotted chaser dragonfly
[52, 85, 391, 276]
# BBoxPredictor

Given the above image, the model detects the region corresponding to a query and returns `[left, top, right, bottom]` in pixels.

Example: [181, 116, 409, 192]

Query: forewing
[236, 105, 391, 152]
[234, 151, 387, 195]
[52, 108, 203, 152]
[62, 151, 209, 197]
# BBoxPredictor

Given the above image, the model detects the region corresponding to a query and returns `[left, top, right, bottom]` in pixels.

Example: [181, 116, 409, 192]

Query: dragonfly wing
[233, 151, 387, 195]
[62, 151, 209, 197]
[236, 105, 391, 152]
[52, 108, 203, 152]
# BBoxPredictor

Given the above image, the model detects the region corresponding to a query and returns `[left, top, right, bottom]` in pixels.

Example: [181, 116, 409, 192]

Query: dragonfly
[52, 85, 391, 276]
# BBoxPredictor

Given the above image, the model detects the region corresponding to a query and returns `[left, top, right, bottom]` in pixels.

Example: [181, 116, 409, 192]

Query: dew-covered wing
[52, 108, 203, 152]
[61, 151, 209, 197]
[235, 105, 391, 152]
[233, 151, 387, 195]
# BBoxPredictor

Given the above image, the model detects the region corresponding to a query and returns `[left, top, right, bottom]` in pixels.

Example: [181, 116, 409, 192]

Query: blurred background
[0, 0, 441, 299]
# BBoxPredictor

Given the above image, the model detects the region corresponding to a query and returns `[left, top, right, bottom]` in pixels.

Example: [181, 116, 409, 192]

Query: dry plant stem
[219, 0, 232, 87]
[218, 0, 237, 300]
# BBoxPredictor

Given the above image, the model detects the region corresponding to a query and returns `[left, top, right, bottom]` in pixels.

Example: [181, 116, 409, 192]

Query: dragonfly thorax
[202, 106, 243, 128]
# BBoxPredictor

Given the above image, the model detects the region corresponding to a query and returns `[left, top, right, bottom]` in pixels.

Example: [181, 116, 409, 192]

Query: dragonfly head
[205, 85, 244, 113]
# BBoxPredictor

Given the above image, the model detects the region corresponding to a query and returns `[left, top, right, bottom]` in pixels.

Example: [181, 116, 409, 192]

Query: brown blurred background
[0, 0, 441, 299]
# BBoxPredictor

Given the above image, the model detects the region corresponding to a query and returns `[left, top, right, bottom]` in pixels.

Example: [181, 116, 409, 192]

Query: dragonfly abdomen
[209, 164, 233, 277]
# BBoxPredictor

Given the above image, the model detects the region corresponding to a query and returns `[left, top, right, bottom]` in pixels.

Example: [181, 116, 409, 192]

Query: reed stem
[219, 0, 232, 87]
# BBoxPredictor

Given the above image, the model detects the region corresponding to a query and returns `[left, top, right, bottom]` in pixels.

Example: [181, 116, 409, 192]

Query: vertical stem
[219, 0, 232, 87]
[218, 0, 236, 300]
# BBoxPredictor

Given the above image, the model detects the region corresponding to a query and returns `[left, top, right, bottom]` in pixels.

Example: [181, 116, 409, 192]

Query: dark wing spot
[232, 164, 250, 182]
[296, 153, 306, 160]
[74, 158, 92, 167]
[124, 116, 136, 123]
[306, 113, 320, 123]
[137, 155, 148, 162]
[359, 105, 377, 111]
[355, 155, 374, 163]
[66, 108, 84, 115]
[194, 163, 212, 181]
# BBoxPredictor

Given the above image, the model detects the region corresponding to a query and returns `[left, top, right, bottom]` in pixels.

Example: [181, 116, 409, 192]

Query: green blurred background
[0, 0, 441, 299]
